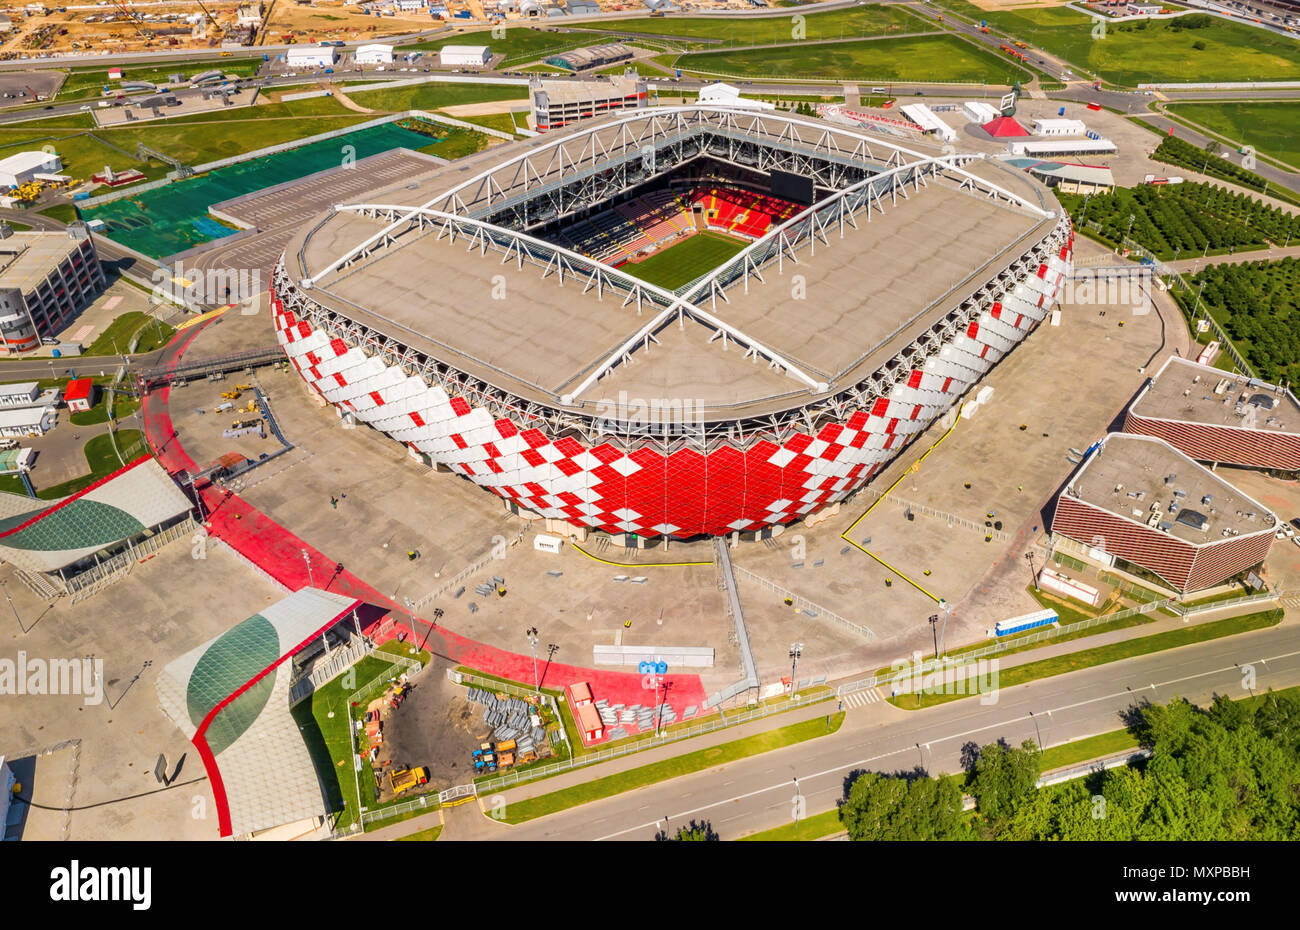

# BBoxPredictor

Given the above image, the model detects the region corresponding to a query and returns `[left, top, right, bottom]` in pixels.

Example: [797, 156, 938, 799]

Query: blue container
[1058, 106, 1065, 116]
[655, 661, 667, 675]
[52, 349, 61, 358]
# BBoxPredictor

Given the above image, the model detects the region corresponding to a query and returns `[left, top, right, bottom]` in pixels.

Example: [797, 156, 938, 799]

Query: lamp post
[302, 548, 314, 588]
[525, 626, 539, 694]
[403, 596, 417, 654]
[1, 579, 21, 632]
[788, 642, 803, 700]
[928, 613, 939, 660]
[1026, 550, 1039, 591]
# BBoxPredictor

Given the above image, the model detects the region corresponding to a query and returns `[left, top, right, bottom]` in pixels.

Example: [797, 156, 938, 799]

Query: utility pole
[525, 626, 539, 694]
[788, 642, 803, 700]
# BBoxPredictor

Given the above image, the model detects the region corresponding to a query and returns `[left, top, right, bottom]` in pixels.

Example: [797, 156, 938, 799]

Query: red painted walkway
[141, 322, 708, 722]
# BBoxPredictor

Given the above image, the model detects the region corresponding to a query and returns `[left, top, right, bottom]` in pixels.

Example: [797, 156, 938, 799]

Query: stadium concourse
[139, 320, 708, 718]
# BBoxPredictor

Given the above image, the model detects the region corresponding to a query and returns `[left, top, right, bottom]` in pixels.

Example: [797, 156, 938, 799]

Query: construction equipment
[235, 383, 254, 391]
[195, 0, 225, 38]
[243, 400, 258, 413]
[220, 390, 240, 399]
[494, 739, 517, 754]
[109, 0, 151, 38]
[388, 766, 428, 796]
[231, 417, 260, 430]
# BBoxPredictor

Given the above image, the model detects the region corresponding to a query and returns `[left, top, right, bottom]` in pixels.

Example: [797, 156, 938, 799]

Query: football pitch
[625, 231, 748, 290]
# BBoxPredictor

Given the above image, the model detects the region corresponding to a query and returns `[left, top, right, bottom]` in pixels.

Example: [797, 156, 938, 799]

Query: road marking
[842, 688, 881, 709]
[592, 647, 1300, 840]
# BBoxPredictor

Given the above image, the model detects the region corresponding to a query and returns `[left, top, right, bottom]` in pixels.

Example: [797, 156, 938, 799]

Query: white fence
[732, 565, 875, 640]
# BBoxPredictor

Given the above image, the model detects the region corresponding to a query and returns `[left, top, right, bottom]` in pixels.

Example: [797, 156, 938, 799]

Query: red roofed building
[64, 377, 94, 413]
[982, 116, 1032, 139]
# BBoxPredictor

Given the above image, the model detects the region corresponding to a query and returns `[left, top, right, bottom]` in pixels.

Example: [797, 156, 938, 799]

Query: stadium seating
[555, 192, 692, 265]
[688, 186, 803, 239]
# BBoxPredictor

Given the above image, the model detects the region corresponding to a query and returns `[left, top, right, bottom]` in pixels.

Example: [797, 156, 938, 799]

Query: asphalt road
[461, 619, 1300, 840]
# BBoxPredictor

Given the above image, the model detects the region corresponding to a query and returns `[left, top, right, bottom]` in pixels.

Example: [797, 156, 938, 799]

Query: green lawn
[69, 389, 141, 427]
[54, 59, 262, 102]
[395, 824, 443, 841]
[889, 609, 1283, 710]
[1038, 728, 1141, 771]
[497, 712, 846, 824]
[678, 34, 1029, 84]
[37, 203, 77, 224]
[404, 27, 596, 63]
[80, 311, 175, 357]
[1165, 101, 1300, 169]
[627, 231, 748, 290]
[737, 808, 844, 841]
[569, 6, 920, 47]
[931, 0, 1300, 85]
[346, 81, 528, 112]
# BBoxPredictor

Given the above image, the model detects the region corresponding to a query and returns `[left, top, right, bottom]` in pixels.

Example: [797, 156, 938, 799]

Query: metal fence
[732, 565, 875, 640]
[474, 689, 833, 795]
[855, 486, 1010, 541]
[344, 652, 426, 831]
[450, 669, 570, 755]
[836, 591, 1280, 697]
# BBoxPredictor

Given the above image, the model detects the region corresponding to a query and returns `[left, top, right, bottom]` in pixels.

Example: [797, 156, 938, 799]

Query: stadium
[271, 107, 1074, 540]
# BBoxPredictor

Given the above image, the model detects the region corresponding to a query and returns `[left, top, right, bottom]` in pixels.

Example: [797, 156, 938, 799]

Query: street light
[302, 548, 314, 588]
[1025, 551, 1039, 591]
[525, 626, 540, 694]
[788, 642, 803, 700]
[928, 613, 940, 660]
[1, 579, 21, 632]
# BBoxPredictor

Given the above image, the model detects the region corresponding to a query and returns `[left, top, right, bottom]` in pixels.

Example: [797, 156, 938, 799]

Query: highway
[455, 620, 1300, 840]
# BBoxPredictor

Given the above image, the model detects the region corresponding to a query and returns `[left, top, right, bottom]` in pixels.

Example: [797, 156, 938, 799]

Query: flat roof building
[1032, 118, 1088, 137]
[1051, 433, 1276, 592]
[0, 150, 62, 188]
[284, 45, 336, 69]
[438, 44, 491, 68]
[355, 43, 394, 64]
[531, 75, 647, 131]
[0, 229, 106, 354]
[1125, 355, 1300, 473]
[0, 405, 54, 437]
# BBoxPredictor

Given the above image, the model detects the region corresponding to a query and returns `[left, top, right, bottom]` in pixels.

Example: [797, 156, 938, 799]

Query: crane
[194, 0, 225, 39]
[109, 0, 151, 40]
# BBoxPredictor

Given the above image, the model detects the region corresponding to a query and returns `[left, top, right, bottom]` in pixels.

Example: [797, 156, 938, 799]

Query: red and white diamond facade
[1124, 356, 1300, 473]
[272, 108, 1073, 539]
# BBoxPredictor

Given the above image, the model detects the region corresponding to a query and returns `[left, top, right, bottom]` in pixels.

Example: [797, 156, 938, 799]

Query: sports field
[932, 0, 1300, 85]
[570, 6, 921, 47]
[678, 34, 1029, 83]
[1165, 101, 1300, 169]
[627, 231, 747, 290]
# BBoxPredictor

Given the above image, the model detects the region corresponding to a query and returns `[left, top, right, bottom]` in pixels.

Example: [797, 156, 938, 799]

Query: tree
[655, 819, 718, 841]
[839, 771, 968, 841]
[970, 739, 1041, 821]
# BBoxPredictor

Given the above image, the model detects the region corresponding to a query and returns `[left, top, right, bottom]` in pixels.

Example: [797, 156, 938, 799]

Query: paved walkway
[140, 320, 707, 717]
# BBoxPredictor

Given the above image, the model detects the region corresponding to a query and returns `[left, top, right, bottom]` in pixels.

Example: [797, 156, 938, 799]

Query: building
[566, 0, 600, 12]
[1051, 433, 1276, 593]
[0, 447, 35, 474]
[0, 229, 106, 354]
[0, 151, 61, 188]
[1124, 356, 1300, 474]
[544, 43, 633, 72]
[1032, 118, 1088, 137]
[0, 15, 14, 33]
[438, 44, 491, 68]
[0, 382, 39, 408]
[155, 587, 364, 838]
[63, 377, 94, 413]
[271, 108, 1072, 540]
[1009, 137, 1118, 157]
[900, 103, 957, 143]
[355, 43, 395, 65]
[235, 1, 263, 26]
[284, 45, 336, 69]
[982, 115, 1031, 139]
[0, 405, 54, 437]
[1015, 160, 1115, 195]
[963, 100, 1000, 123]
[395, 0, 428, 10]
[531, 76, 647, 131]
[697, 82, 775, 110]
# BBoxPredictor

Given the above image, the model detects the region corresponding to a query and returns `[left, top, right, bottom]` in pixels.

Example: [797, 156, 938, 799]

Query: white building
[355, 44, 395, 65]
[1010, 137, 1118, 157]
[963, 100, 1000, 124]
[0, 151, 62, 188]
[900, 103, 956, 143]
[0, 405, 55, 437]
[394, 0, 427, 9]
[1032, 118, 1088, 137]
[439, 45, 492, 68]
[284, 45, 337, 69]
[0, 382, 39, 408]
[235, 1, 263, 26]
[697, 82, 775, 111]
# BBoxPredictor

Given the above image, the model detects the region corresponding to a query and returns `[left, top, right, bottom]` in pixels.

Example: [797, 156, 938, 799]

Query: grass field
[55, 59, 262, 102]
[932, 0, 1300, 85]
[626, 231, 748, 290]
[570, 6, 921, 47]
[1166, 101, 1300, 169]
[889, 609, 1282, 710]
[404, 27, 596, 64]
[497, 713, 845, 825]
[677, 34, 1029, 84]
[345, 81, 528, 112]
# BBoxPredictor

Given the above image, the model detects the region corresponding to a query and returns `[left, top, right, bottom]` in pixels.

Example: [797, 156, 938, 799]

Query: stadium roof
[1062, 433, 1276, 544]
[283, 108, 1057, 421]
[155, 587, 362, 837]
[1130, 356, 1300, 435]
[982, 116, 1031, 138]
[0, 456, 191, 574]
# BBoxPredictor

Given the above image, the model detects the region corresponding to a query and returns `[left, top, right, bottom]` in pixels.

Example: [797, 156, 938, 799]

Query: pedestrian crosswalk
[840, 688, 883, 709]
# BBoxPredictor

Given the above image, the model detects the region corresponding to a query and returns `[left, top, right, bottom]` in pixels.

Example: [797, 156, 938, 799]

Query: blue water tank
[52, 349, 61, 358]
[655, 661, 667, 675]
[1058, 106, 1065, 115]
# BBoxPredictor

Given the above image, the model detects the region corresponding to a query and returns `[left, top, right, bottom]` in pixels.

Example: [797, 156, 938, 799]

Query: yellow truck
[388, 766, 429, 796]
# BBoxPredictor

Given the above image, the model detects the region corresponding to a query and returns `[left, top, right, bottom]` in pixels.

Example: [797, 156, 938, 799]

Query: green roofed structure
[155, 587, 364, 838]
[0, 455, 194, 599]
